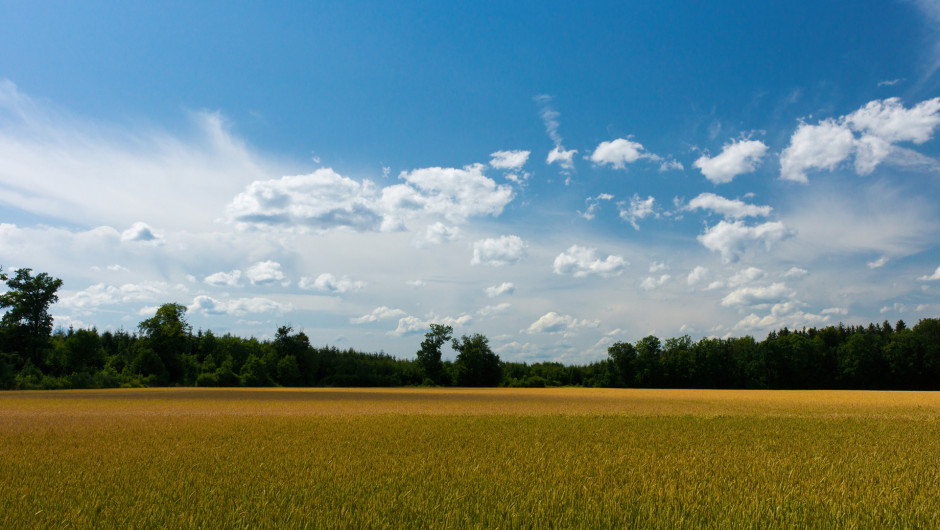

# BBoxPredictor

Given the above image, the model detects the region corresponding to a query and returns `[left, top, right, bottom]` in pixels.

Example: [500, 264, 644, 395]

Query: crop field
[1, 388, 939, 528]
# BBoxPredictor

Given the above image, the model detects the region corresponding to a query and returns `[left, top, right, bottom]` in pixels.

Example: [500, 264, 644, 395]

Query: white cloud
[246, 260, 286, 285]
[780, 119, 856, 183]
[698, 220, 792, 263]
[640, 274, 671, 291]
[580, 193, 614, 220]
[547, 146, 577, 169]
[406, 280, 426, 288]
[780, 98, 940, 182]
[390, 313, 472, 336]
[619, 194, 658, 230]
[536, 95, 577, 173]
[0, 81, 278, 231]
[300, 273, 365, 293]
[227, 168, 385, 231]
[121, 222, 163, 245]
[693, 139, 768, 184]
[734, 302, 829, 332]
[204, 270, 242, 287]
[190, 295, 290, 316]
[822, 307, 848, 315]
[477, 303, 511, 317]
[919, 266, 940, 281]
[471, 235, 527, 266]
[721, 282, 794, 308]
[228, 164, 514, 233]
[61, 281, 180, 310]
[490, 150, 530, 169]
[867, 256, 889, 269]
[783, 267, 808, 278]
[730, 267, 766, 286]
[422, 222, 460, 246]
[485, 282, 515, 297]
[659, 158, 684, 172]
[590, 138, 658, 169]
[553, 245, 626, 277]
[524, 312, 600, 335]
[396, 164, 515, 223]
[684, 192, 772, 218]
[687, 266, 709, 286]
[844, 97, 940, 144]
[350, 306, 406, 324]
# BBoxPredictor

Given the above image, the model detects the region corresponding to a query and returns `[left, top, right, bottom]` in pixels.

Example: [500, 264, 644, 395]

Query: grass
[1, 388, 939, 528]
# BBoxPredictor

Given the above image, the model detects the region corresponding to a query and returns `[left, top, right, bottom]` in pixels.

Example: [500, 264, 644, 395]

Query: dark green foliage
[0, 268, 63, 369]
[416, 324, 452, 385]
[451, 333, 501, 387]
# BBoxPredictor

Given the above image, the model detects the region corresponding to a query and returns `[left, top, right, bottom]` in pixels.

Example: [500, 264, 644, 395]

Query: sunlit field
[2, 388, 939, 528]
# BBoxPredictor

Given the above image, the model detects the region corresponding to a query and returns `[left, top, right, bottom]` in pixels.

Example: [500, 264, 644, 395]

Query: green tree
[417, 323, 453, 385]
[607, 341, 636, 387]
[138, 303, 191, 384]
[0, 268, 63, 368]
[451, 333, 501, 387]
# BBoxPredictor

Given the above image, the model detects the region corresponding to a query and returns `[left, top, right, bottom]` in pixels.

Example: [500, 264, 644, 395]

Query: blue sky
[2, 1, 940, 363]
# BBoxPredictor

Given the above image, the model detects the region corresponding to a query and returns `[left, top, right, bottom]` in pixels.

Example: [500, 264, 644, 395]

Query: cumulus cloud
[350, 306, 405, 324]
[300, 273, 365, 293]
[867, 256, 890, 269]
[580, 193, 614, 220]
[190, 295, 290, 316]
[783, 267, 808, 278]
[228, 164, 514, 233]
[121, 222, 163, 245]
[524, 312, 600, 335]
[61, 281, 188, 312]
[698, 220, 792, 263]
[489, 150, 530, 169]
[396, 164, 515, 223]
[684, 193, 772, 219]
[659, 158, 684, 172]
[730, 267, 766, 286]
[245, 260, 286, 285]
[919, 266, 940, 281]
[721, 282, 794, 308]
[640, 274, 671, 291]
[204, 270, 242, 287]
[471, 235, 527, 266]
[422, 222, 460, 246]
[780, 119, 857, 183]
[619, 194, 658, 229]
[547, 146, 578, 169]
[485, 282, 515, 297]
[553, 245, 627, 277]
[390, 313, 472, 336]
[693, 139, 768, 184]
[780, 98, 940, 182]
[590, 138, 659, 169]
[734, 302, 829, 332]
[687, 266, 709, 286]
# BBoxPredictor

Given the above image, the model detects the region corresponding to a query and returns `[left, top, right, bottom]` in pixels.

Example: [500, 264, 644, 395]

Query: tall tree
[138, 303, 191, 383]
[452, 333, 501, 387]
[0, 268, 63, 367]
[417, 323, 452, 385]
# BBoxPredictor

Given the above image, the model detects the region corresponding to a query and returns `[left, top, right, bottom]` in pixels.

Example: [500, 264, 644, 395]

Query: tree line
[1, 267, 939, 390]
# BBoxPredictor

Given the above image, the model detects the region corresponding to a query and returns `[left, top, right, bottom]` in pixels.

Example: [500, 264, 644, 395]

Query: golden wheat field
[1, 388, 939, 528]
